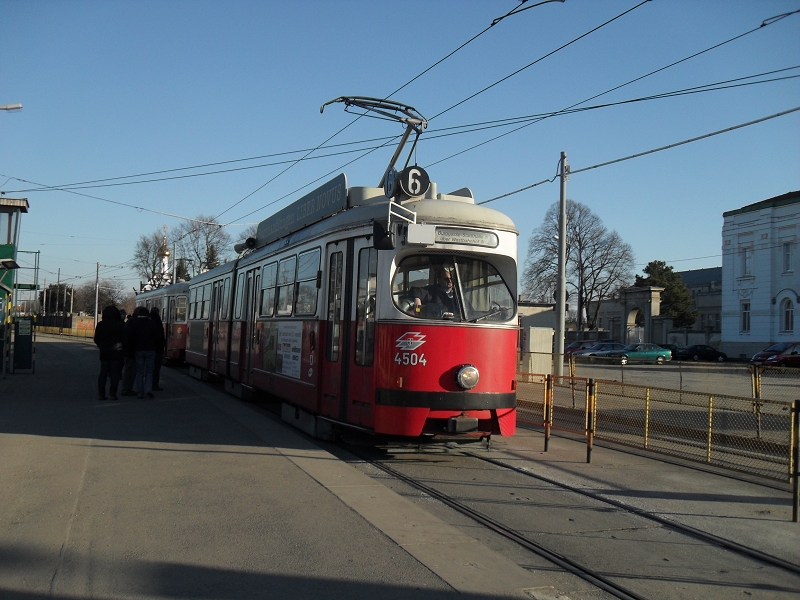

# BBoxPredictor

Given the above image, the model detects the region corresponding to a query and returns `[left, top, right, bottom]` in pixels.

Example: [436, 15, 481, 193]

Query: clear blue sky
[2, 0, 798, 297]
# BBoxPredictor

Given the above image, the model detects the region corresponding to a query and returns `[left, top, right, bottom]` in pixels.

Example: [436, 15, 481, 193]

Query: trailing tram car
[134, 282, 190, 362]
[181, 167, 519, 442]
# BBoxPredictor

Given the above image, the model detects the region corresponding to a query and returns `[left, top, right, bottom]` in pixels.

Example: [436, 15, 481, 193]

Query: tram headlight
[456, 364, 479, 390]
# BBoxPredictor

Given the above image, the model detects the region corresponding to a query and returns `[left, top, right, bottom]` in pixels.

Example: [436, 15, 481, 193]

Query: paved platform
[1, 335, 797, 600]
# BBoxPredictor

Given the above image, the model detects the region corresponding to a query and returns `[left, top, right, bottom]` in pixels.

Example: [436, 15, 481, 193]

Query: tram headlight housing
[456, 364, 479, 390]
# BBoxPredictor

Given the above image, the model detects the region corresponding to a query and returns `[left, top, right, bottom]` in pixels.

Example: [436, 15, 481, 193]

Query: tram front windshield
[392, 255, 515, 322]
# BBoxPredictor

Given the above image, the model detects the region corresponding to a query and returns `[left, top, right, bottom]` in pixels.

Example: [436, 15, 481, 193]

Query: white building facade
[721, 191, 799, 359]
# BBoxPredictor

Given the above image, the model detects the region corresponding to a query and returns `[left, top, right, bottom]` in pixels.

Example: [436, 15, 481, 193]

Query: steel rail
[367, 457, 648, 600]
[463, 450, 800, 576]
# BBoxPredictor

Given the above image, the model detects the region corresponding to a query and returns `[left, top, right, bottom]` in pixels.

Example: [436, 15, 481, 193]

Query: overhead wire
[427, 11, 798, 168]
[220, 0, 580, 225]
[429, 0, 651, 122]
[478, 106, 800, 206]
[0, 175, 224, 225]
[7, 66, 797, 195]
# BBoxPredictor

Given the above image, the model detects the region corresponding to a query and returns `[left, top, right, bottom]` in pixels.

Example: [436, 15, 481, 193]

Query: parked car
[572, 342, 626, 359]
[673, 344, 727, 362]
[564, 340, 597, 355]
[597, 343, 672, 365]
[658, 343, 680, 355]
[750, 342, 800, 367]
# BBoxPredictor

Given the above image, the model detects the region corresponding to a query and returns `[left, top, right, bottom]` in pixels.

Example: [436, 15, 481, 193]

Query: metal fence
[519, 351, 800, 404]
[516, 370, 798, 484]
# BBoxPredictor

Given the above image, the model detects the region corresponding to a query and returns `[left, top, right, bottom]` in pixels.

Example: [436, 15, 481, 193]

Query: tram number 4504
[394, 352, 427, 366]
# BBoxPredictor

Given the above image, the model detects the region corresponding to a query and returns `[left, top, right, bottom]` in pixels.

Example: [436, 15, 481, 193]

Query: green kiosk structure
[1, 196, 31, 376]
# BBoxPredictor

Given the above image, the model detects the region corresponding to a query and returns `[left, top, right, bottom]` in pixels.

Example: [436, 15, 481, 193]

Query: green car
[597, 343, 672, 365]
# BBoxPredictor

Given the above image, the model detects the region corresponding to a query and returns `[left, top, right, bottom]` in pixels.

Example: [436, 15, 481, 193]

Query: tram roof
[188, 176, 519, 287]
[253, 174, 517, 251]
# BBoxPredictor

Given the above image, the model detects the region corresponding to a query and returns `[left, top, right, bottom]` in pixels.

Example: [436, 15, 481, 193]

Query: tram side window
[176, 296, 187, 323]
[355, 248, 378, 366]
[326, 251, 343, 362]
[171, 296, 186, 323]
[201, 284, 212, 319]
[260, 263, 277, 317]
[189, 287, 198, 319]
[234, 272, 245, 319]
[295, 248, 321, 316]
[222, 276, 231, 319]
[212, 280, 222, 319]
[276, 256, 297, 316]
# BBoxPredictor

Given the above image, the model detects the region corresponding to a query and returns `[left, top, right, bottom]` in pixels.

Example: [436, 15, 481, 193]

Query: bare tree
[133, 229, 170, 288]
[234, 223, 259, 246]
[522, 199, 635, 331]
[73, 279, 130, 315]
[171, 216, 232, 277]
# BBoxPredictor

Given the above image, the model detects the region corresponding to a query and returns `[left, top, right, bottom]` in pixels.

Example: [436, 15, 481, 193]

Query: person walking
[149, 306, 166, 391]
[126, 306, 160, 399]
[93, 305, 125, 400]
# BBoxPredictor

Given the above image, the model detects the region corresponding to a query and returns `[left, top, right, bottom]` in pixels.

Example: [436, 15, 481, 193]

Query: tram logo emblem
[395, 332, 426, 351]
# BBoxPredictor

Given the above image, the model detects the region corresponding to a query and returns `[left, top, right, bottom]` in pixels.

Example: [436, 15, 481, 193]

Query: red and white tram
[139, 98, 520, 442]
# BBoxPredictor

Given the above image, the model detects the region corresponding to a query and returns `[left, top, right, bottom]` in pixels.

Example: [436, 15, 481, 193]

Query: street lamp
[0, 104, 22, 112]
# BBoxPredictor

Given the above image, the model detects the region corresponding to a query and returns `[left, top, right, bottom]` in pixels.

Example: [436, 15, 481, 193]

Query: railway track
[462, 450, 800, 577]
[343, 441, 800, 600]
[369, 455, 647, 600]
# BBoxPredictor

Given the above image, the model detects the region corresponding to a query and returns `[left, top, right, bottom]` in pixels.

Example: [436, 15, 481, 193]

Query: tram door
[321, 241, 349, 421]
[211, 279, 226, 375]
[242, 268, 260, 386]
[346, 241, 378, 427]
[321, 238, 376, 427]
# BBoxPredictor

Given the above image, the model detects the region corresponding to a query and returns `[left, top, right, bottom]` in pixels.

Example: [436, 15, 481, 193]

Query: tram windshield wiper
[470, 307, 512, 323]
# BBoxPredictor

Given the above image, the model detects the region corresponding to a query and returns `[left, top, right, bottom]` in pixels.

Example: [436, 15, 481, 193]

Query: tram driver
[411, 267, 457, 318]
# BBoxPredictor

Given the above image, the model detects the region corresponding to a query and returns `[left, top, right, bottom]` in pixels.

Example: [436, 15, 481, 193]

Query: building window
[740, 247, 752, 277]
[783, 242, 794, 273]
[741, 302, 750, 332]
[715, 313, 720, 331]
[781, 298, 794, 333]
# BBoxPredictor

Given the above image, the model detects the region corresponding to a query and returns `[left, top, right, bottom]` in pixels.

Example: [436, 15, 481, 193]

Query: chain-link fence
[516, 368, 798, 483]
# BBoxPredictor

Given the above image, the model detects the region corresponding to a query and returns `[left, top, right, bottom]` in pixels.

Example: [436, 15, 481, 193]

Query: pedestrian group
[93, 305, 165, 400]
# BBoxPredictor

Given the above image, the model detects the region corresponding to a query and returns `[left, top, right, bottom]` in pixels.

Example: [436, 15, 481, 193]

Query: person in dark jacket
[120, 312, 137, 396]
[93, 305, 125, 400]
[126, 306, 160, 399]
[149, 306, 166, 391]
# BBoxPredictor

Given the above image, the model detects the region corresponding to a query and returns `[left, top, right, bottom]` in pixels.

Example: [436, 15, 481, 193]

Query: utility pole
[94, 262, 100, 327]
[554, 152, 569, 376]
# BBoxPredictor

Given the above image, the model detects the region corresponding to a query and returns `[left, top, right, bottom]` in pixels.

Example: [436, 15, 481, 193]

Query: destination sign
[434, 228, 498, 248]
[256, 174, 348, 247]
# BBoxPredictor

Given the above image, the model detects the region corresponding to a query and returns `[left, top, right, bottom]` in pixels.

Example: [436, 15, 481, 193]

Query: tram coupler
[447, 415, 479, 433]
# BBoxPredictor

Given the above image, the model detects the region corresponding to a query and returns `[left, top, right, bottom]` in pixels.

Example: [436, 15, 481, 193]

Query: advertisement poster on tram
[276, 321, 302, 379]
